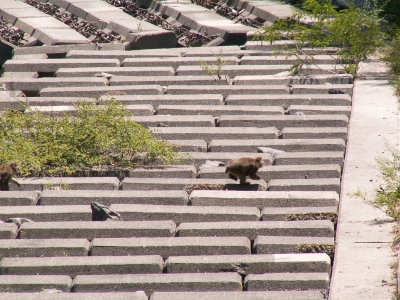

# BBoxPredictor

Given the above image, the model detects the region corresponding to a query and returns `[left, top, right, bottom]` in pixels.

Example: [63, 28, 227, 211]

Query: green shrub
[0, 99, 182, 177]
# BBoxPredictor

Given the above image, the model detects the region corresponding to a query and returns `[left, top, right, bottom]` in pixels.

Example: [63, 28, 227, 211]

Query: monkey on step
[225, 157, 264, 185]
[0, 162, 21, 191]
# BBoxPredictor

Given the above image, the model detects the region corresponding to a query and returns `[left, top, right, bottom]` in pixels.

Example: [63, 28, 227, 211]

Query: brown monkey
[0, 162, 21, 191]
[225, 157, 264, 185]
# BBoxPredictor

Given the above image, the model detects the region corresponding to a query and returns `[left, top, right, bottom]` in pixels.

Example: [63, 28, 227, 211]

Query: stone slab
[292, 84, 353, 95]
[131, 115, 215, 127]
[260, 206, 338, 221]
[189, 190, 339, 208]
[180, 152, 273, 167]
[240, 55, 339, 65]
[55, 66, 175, 77]
[90, 236, 251, 258]
[0, 191, 39, 206]
[39, 85, 163, 97]
[149, 291, 324, 300]
[176, 65, 292, 77]
[0, 275, 72, 292]
[72, 273, 242, 293]
[0, 239, 90, 258]
[164, 253, 331, 274]
[109, 204, 260, 223]
[253, 236, 334, 254]
[287, 105, 351, 117]
[273, 151, 344, 166]
[244, 272, 329, 291]
[121, 178, 267, 191]
[233, 74, 353, 85]
[0, 223, 18, 239]
[11, 177, 120, 191]
[19, 221, 176, 240]
[209, 139, 345, 152]
[218, 115, 349, 129]
[33, 28, 90, 46]
[268, 178, 341, 193]
[0, 205, 92, 222]
[156, 105, 284, 116]
[167, 139, 208, 152]
[281, 127, 348, 140]
[3, 292, 148, 300]
[110, 76, 226, 86]
[0, 255, 164, 277]
[129, 165, 197, 178]
[39, 190, 189, 206]
[151, 127, 279, 143]
[225, 94, 352, 107]
[177, 220, 334, 239]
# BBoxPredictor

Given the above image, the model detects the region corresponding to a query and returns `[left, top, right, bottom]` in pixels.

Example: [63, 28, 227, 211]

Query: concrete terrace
[0, 0, 397, 299]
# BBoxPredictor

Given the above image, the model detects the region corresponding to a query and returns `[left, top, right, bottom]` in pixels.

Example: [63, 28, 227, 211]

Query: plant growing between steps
[199, 50, 229, 83]
[0, 99, 182, 177]
[254, 0, 387, 76]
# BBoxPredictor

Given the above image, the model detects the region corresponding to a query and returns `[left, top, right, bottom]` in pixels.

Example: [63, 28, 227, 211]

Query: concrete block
[244, 40, 297, 50]
[33, 28, 90, 46]
[129, 165, 197, 178]
[39, 190, 189, 206]
[55, 66, 175, 77]
[99, 94, 224, 107]
[179, 152, 273, 167]
[156, 105, 284, 116]
[167, 85, 289, 99]
[12, 43, 125, 56]
[209, 139, 345, 152]
[177, 220, 334, 239]
[0, 191, 39, 206]
[176, 65, 291, 77]
[0, 223, 18, 239]
[4, 292, 148, 300]
[165, 253, 331, 274]
[122, 56, 239, 70]
[65, 50, 136, 61]
[0, 255, 164, 277]
[0, 275, 72, 292]
[218, 115, 349, 130]
[244, 272, 329, 291]
[225, 94, 352, 106]
[0, 239, 90, 258]
[121, 178, 267, 191]
[109, 204, 260, 223]
[260, 206, 338, 221]
[233, 74, 353, 85]
[254, 236, 334, 254]
[268, 178, 341, 193]
[274, 151, 344, 166]
[109, 76, 224, 87]
[240, 55, 338, 65]
[189, 190, 339, 209]
[11, 177, 120, 191]
[292, 84, 353, 95]
[287, 105, 351, 117]
[151, 127, 279, 143]
[14, 16, 72, 36]
[3, 59, 120, 73]
[131, 115, 215, 127]
[39, 85, 163, 97]
[72, 273, 242, 293]
[167, 139, 208, 152]
[149, 291, 325, 300]
[90, 236, 251, 258]
[248, 4, 293, 22]
[281, 127, 347, 141]
[19, 221, 176, 240]
[0, 205, 92, 222]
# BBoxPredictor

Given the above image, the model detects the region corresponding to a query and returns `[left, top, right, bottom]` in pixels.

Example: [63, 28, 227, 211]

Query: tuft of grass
[0, 99, 182, 177]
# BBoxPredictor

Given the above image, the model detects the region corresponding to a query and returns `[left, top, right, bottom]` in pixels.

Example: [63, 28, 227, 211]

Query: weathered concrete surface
[329, 79, 397, 299]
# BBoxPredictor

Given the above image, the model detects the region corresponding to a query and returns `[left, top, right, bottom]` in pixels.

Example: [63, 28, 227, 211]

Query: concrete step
[108, 204, 260, 223]
[150, 127, 279, 142]
[199, 164, 341, 180]
[209, 139, 345, 152]
[128, 165, 197, 179]
[110, 76, 230, 87]
[244, 272, 329, 291]
[0, 275, 72, 293]
[233, 74, 353, 85]
[149, 291, 324, 300]
[189, 190, 339, 209]
[131, 115, 215, 127]
[260, 206, 338, 222]
[225, 93, 351, 106]
[0, 255, 164, 276]
[164, 253, 331, 273]
[121, 178, 267, 191]
[39, 190, 189, 206]
[167, 139, 208, 152]
[155, 105, 284, 116]
[253, 236, 334, 254]
[267, 178, 341, 193]
[19, 221, 177, 240]
[240, 55, 338, 65]
[176, 65, 292, 77]
[72, 272, 243, 293]
[90, 236, 251, 258]
[217, 115, 348, 129]
[55, 66, 175, 77]
[0, 223, 18, 239]
[287, 105, 351, 117]
[0, 191, 39, 206]
[0, 239, 90, 258]
[4, 292, 148, 300]
[281, 127, 348, 140]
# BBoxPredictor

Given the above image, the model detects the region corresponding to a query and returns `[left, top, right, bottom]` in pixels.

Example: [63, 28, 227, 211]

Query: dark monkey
[225, 157, 264, 185]
[0, 162, 21, 191]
